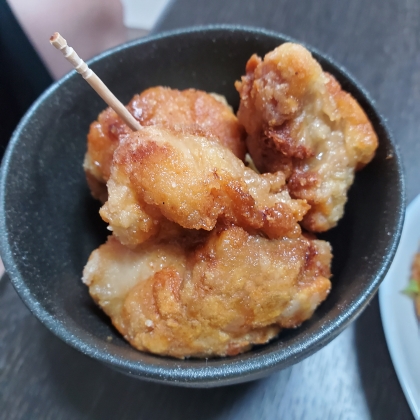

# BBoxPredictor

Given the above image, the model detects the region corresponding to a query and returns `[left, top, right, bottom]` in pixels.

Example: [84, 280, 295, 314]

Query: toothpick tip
[50, 32, 66, 49]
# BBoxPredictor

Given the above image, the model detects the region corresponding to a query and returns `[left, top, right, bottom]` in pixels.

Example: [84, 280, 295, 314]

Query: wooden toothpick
[50, 32, 141, 131]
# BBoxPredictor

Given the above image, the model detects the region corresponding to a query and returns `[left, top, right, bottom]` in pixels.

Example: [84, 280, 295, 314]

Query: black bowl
[0, 25, 405, 387]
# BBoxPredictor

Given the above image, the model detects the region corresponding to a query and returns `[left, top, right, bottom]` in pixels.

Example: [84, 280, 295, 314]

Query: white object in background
[379, 193, 420, 420]
[121, 0, 172, 30]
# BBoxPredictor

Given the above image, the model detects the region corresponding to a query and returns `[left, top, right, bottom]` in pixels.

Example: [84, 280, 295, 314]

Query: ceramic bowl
[0, 25, 405, 387]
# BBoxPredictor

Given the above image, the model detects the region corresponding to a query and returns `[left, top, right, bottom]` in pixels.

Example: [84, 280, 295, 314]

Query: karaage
[235, 43, 378, 231]
[83, 225, 332, 358]
[84, 87, 246, 201]
[81, 41, 380, 358]
[99, 126, 310, 247]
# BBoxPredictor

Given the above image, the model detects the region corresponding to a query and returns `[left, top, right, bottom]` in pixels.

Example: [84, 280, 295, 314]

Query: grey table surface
[1, 0, 419, 419]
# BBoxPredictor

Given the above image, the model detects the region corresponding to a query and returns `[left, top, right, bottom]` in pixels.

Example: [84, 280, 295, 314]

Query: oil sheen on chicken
[83, 226, 332, 358]
[84, 87, 246, 202]
[235, 43, 378, 232]
[80, 41, 380, 358]
[99, 126, 310, 247]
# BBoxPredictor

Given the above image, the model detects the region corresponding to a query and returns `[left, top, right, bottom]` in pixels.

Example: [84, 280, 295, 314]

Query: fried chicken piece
[84, 87, 246, 201]
[83, 226, 332, 358]
[100, 126, 310, 247]
[235, 43, 378, 232]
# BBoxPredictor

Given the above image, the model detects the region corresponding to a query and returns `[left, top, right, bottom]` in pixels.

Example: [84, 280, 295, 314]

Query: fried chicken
[80, 43, 382, 359]
[83, 226, 332, 358]
[235, 43, 378, 232]
[99, 126, 310, 247]
[84, 87, 246, 201]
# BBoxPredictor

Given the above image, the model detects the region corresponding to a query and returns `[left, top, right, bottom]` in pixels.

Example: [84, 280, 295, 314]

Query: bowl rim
[0, 24, 406, 386]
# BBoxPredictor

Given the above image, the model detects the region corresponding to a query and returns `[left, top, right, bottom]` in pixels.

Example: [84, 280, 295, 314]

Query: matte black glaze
[0, 26, 405, 387]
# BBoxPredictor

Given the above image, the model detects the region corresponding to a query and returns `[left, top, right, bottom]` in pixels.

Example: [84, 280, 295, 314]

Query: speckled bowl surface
[0, 25, 405, 387]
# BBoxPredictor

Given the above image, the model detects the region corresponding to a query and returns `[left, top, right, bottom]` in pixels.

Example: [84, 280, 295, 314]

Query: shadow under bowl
[0, 25, 405, 387]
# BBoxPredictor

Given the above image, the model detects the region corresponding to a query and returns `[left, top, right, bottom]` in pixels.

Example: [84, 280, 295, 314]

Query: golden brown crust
[129, 87, 246, 159]
[83, 226, 332, 358]
[84, 87, 246, 201]
[99, 126, 310, 247]
[235, 43, 378, 232]
[85, 108, 132, 185]
[81, 43, 378, 359]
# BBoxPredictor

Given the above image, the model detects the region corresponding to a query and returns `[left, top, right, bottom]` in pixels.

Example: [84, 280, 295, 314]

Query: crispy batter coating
[83, 226, 332, 358]
[84, 87, 246, 201]
[235, 43, 378, 231]
[99, 126, 310, 247]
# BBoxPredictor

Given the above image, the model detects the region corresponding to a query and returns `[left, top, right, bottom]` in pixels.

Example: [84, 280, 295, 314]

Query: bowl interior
[0, 26, 404, 387]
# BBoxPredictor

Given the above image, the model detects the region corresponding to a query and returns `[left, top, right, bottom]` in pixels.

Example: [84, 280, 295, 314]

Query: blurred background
[7, 0, 171, 79]
[1, 0, 171, 157]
